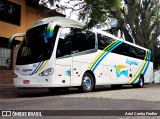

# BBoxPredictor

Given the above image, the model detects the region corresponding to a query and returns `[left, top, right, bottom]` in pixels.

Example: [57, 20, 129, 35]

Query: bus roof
[29, 16, 150, 52]
[29, 16, 84, 29]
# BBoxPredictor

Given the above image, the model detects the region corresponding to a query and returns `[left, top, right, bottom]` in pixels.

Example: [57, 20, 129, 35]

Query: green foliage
[40, 0, 160, 69]
[77, 0, 121, 28]
[75, 0, 160, 69]
[39, 0, 55, 7]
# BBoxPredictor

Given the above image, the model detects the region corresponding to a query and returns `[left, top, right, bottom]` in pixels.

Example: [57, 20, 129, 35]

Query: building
[0, 0, 64, 84]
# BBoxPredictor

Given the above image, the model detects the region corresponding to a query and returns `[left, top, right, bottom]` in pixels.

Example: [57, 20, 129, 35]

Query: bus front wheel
[81, 72, 95, 92]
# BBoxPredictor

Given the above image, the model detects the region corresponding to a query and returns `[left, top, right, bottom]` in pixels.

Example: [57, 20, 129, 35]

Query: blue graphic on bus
[114, 65, 128, 77]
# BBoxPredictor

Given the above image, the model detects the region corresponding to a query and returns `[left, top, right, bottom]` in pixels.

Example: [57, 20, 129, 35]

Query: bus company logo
[114, 65, 128, 77]
[126, 59, 138, 66]
[22, 69, 32, 72]
[65, 69, 71, 76]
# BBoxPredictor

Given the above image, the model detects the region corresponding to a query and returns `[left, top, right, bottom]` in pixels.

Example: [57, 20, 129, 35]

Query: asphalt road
[0, 84, 160, 119]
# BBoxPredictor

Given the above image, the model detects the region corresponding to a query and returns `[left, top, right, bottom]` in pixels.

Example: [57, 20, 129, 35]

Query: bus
[154, 70, 160, 83]
[10, 16, 154, 92]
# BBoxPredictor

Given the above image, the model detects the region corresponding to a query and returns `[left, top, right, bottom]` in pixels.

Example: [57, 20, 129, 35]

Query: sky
[39, 0, 119, 31]
[39, 0, 79, 21]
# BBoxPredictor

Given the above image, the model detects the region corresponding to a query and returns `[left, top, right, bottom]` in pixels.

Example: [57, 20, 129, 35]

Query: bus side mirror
[8, 33, 25, 48]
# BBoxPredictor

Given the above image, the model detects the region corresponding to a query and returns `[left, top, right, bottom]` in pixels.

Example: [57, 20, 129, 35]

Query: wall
[0, 0, 26, 39]
[0, 0, 53, 40]
[0, 0, 57, 84]
[26, 6, 51, 30]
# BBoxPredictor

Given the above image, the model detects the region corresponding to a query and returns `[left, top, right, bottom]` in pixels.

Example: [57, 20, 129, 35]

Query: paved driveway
[0, 84, 160, 119]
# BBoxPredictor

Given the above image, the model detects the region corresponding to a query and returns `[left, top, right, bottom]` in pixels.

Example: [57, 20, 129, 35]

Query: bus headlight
[39, 68, 54, 76]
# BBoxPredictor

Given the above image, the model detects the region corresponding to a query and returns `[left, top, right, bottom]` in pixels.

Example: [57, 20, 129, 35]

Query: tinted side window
[97, 33, 146, 60]
[97, 33, 115, 50]
[113, 43, 129, 56]
[71, 28, 95, 53]
[56, 28, 95, 58]
[130, 46, 145, 60]
[113, 43, 146, 60]
[56, 28, 72, 58]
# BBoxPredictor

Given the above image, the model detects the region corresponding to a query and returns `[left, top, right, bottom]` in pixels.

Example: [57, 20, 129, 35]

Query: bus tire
[132, 76, 144, 88]
[81, 72, 95, 92]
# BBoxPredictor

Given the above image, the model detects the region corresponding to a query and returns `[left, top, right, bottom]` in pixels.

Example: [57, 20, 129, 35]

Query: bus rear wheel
[81, 72, 95, 92]
[132, 76, 144, 88]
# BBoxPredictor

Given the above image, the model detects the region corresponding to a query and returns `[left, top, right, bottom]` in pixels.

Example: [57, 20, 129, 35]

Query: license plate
[23, 80, 30, 84]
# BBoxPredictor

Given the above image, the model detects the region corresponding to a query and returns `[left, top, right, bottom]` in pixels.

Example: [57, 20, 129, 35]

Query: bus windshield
[16, 24, 59, 65]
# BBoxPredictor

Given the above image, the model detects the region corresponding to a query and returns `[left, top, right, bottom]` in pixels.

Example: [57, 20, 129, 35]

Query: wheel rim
[140, 78, 143, 86]
[83, 76, 92, 90]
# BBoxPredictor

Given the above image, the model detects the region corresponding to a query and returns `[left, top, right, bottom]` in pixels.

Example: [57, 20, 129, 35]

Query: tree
[112, 0, 160, 69]
[67, 0, 160, 69]
[40, 0, 160, 69]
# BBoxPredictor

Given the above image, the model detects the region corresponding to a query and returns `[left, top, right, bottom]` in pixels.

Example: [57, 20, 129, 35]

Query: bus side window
[71, 28, 95, 53]
[97, 33, 115, 50]
[56, 28, 72, 58]
[56, 27, 96, 58]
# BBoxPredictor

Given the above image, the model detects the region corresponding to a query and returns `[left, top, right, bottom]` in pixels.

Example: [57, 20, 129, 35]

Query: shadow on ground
[0, 84, 151, 99]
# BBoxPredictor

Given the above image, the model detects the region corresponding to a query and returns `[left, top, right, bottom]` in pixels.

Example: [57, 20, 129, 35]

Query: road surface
[0, 84, 160, 119]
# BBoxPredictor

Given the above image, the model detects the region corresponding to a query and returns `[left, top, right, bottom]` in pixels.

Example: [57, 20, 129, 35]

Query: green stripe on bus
[132, 51, 149, 84]
[90, 40, 120, 70]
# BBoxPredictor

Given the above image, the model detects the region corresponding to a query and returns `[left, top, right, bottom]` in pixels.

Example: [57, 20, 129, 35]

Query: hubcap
[140, 78, 143, 86]
[83, 76, 91, 89]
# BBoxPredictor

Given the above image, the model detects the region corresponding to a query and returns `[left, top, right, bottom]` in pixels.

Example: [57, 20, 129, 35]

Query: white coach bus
[10, 17, 153, 92]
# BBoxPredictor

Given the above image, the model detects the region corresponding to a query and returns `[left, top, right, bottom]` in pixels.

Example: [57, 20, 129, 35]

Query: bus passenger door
[55, 28, 72, 86]
[55, 59, 72, 86]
